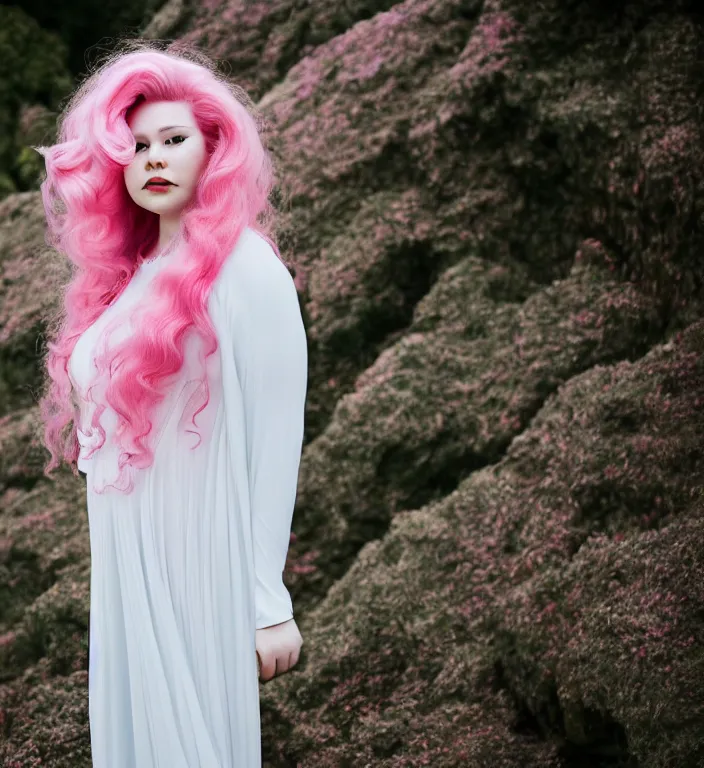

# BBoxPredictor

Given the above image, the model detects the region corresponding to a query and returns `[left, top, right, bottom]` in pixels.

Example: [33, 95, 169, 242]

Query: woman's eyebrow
[132, 125, 193, 138]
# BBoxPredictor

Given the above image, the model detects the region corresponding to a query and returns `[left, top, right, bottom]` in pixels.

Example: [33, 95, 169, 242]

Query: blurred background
[1, 1, 703, 766]
[0, 1, 166, 197]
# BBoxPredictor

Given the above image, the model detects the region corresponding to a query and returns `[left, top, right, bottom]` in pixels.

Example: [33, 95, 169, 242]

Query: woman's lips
[145, 182, 175, 193]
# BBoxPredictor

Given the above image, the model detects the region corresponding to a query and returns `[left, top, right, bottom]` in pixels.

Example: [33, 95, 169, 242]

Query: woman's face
[123, 100, 208, 217]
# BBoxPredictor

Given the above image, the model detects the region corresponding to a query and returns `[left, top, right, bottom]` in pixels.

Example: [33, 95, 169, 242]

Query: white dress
[67, 227, 308, 767]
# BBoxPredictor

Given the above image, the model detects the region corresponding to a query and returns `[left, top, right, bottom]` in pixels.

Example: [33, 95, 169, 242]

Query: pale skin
[124, 99, 303, 682]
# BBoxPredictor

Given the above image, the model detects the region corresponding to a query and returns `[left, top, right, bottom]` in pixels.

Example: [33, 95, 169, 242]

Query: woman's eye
[134, 135, 186, 152]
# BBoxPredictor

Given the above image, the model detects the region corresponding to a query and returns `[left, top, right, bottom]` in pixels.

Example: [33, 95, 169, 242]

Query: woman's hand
[255, 617, 303, 682]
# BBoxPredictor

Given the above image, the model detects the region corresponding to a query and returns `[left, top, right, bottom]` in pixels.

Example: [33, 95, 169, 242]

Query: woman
[36, 42, 306, 767]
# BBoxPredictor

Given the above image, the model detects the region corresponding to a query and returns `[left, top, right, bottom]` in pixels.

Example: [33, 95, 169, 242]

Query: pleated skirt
[85, 398, 261, 767]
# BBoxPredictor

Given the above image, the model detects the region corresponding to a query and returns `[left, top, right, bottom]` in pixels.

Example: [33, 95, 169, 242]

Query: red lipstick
[143, 176, 175, 191]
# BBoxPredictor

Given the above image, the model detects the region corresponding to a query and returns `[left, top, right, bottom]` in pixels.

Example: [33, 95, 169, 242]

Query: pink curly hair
[36, 42, 280, 492]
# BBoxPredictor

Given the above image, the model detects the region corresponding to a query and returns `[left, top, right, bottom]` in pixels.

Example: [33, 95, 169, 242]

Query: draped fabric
[68, 227, 308, 767]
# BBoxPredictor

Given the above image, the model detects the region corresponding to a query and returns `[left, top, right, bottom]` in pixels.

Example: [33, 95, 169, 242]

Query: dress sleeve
[224, 235, 308, 630]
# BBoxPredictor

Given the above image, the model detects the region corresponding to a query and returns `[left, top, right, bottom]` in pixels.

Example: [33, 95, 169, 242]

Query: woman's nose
[146, 144, 166, 167]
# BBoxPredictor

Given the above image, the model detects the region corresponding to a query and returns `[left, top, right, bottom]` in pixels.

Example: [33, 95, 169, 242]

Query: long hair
[36, 41, 279, 493]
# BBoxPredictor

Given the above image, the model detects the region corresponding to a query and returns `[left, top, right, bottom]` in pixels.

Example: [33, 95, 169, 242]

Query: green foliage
[0, 7, 72, 195]
[16, 0, 169, 75]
